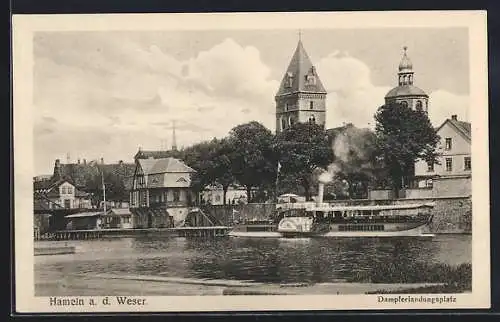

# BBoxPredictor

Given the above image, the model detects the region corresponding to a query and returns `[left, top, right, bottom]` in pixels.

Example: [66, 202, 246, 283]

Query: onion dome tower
[385, 46, 429, 112]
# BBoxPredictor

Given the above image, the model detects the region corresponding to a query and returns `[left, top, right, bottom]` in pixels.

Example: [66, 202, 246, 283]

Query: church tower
[275, 36, 327, 133]
[385, 46, 429, 112]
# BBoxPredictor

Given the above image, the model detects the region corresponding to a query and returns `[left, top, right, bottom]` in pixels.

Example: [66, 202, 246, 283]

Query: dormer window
[305, 67, 317, 85]
[285, 72, 293, 88]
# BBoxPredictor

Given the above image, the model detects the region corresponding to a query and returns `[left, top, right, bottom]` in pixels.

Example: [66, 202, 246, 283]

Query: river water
[35, 234, 471, 285]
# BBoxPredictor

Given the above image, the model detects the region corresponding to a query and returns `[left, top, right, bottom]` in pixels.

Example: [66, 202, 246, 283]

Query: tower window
[416, 100, 423, 111]
[310, 101, 314, 109]
[427, 161, 434, 172]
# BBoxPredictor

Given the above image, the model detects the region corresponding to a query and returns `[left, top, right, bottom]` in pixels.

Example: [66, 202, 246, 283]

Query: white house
[414, 114, 471, 197]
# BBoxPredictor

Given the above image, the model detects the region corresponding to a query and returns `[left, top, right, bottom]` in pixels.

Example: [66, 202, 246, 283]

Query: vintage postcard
[12, 11, 489, 313]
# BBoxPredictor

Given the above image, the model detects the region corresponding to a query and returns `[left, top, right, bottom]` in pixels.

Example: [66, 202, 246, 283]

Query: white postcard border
[12, 10, 490, 312]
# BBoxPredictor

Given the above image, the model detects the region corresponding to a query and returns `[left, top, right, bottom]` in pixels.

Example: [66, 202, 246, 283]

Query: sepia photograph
[12, 11, 489, 312]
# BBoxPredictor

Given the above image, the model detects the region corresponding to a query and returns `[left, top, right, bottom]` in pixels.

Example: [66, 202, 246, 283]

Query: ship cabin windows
[339, 225, 385, 232]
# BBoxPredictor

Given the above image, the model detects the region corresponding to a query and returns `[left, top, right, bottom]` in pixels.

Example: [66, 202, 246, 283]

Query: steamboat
[229, 182, 434, 238]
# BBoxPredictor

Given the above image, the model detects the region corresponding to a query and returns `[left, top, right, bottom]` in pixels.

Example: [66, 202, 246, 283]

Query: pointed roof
[276, 39, 327, 97]
[138, 157, 195, 175]
[436, 116, 471, 142]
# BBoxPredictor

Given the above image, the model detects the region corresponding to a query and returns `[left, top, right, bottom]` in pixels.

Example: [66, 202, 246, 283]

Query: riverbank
[35, 272, 448, 296]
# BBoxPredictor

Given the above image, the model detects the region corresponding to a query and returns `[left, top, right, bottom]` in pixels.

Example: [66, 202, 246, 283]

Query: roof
[134, 150, 177, 160]
[138, 157, 195, 175]
[305, 202, 435, 212]
[56, 162, 135, 190]
[106, 208, 132, 216]
[275, 39, 327, 97]
[436, 117, 471, 141]
[385, 85, 428, 98]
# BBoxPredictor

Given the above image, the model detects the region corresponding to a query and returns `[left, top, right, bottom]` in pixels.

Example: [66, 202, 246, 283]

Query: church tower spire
[171, 120, 177, 151]
[275, 35, 327, 133]
[398, 46, 414, 86]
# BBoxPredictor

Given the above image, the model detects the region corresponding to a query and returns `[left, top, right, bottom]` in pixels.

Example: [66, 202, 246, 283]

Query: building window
[173, 189, 180, 202]
[281, 118, 287, 131]
[61, 187, 66, 194]
[68, 187, 73, 195]
[401, 101, 408, 108]
[445, 138, 452, 150]
[310, 101, 314, 109]
[464, 157, 471, 171]
[309, 115, 316, 123]
[427, 161, 434, 172]
[285, 103, 289, 111]
[123, 217, 130, 224]
[416, 100, 423, 111]
[289, 117, 295, 127]
[64, 199, 71, 209]
[445, 158, 453, 172]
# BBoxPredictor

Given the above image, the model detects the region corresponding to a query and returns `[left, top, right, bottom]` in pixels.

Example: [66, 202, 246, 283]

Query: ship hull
[229, 222, 433, 238]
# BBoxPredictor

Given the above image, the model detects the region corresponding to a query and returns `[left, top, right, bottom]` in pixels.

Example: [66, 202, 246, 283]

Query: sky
[33, 28, 469, 174]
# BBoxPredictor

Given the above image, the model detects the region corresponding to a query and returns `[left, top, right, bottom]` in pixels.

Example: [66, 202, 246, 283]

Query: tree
[374, 102, 440, 198]
[327, 124, 386, 199]
[275, 122, 333, 200]
[227, 121, 277, 203]
[180, 138, 236, 205]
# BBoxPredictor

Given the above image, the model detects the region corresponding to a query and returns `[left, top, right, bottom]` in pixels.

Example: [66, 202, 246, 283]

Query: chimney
[451, 115, 458, 121]
[317, 182, 325, 206]
[100, 157, 104, 164]
[83, 159, 87, 165]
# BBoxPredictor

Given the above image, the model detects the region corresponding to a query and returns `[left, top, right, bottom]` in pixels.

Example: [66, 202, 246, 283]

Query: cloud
[315, 52, 469, 129]
[428, 90, 469, 126]
[33, 34, 278, 173]
[316, 52, 391, 129]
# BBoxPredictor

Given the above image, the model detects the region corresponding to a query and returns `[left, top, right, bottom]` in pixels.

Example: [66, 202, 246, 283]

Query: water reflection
[35, 235, 471, 284]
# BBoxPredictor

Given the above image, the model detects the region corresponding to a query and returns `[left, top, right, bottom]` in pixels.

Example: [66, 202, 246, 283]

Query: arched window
[309, 115, 316, 123]
[401, 101, 408, 108]
[310, 101, 314, 109]
[281, 118, 287, 130]
[416, 100, 423, 111]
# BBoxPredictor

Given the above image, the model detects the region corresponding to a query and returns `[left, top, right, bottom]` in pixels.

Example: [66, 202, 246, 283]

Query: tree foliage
[275, 122, 333, 200]
[374, 102, 440, 196]
[227, 121, 277, 202]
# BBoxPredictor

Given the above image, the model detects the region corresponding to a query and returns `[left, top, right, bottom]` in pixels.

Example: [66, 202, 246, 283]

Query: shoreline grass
[347, 262, 472, 294]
